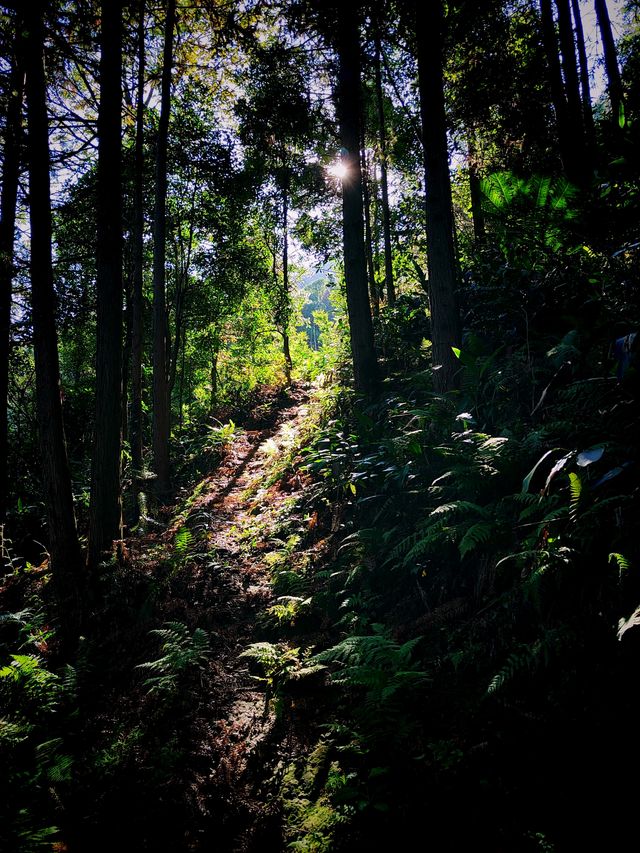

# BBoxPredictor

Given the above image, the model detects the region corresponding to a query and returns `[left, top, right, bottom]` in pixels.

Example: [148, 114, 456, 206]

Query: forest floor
[97, 381, 330, 852]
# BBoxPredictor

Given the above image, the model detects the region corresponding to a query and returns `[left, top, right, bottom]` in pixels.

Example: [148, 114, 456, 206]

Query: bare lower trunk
[360, 130, 379, 319]
[336, 4, 378, 395]
[556, 0, 590, 183]
[152, 0, 176, 499]
[130, 0, 145, 522]
[374, 33, 395, 307]
[415, 0, 461, 392]
[25, 3, 83, 643]
[467, 132, 485, 245]
[282, 183, 293, 385]
[0, 17, 24, 525]
[88, 0, 124, 567]
[594, 0, 625, 129]
[571, 0, 596, 154]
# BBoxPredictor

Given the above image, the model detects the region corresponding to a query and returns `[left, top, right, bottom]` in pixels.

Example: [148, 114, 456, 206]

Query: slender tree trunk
[210, 333, 219, 415]
[335, 4, 378, 395]
[0, 17, 24, 526]
[168, 184, 196, 398]
[415, 0, 461, 392]
[467, 131, 485, 244]
[594, 0, 625, 127]
[179, 327, 186, 429]
[540, 0, 574, 178]
[88, 1, 124, 567]
[152, 0, 176, 498]
[130, 0, 145, 521]
[121, 279, 132, 444]
[360, 136, 379, 319]
[25, 3, 83, 638]
[374, 33, 395, 307]
[571, 0, 596, 153]
[556, 0, 590, 182]
[282, 182, 293, 385]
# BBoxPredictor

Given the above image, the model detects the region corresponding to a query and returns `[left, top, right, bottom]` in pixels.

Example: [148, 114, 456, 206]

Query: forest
[1, 0, 639, 849]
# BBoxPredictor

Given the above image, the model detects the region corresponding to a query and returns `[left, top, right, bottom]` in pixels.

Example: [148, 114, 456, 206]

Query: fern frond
[609, 552, 630, 573]
[459, 522, 495, 558]
[568, 472, 582, 520]
[429, 500, 488, 519]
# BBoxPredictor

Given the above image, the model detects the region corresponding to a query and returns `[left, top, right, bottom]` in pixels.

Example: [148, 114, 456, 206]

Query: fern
[459, 522, 495, 558]
[137, 622, 211, 695]
[609, 552, 630, 574]
[568, 472, 582, 520]
[487, 650, 530, 695]
[174, 526, 193, 556]
[429, 500, 488, 519]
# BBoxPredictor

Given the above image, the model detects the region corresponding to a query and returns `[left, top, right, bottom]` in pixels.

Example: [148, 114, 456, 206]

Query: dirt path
[159, 384, 315, 850]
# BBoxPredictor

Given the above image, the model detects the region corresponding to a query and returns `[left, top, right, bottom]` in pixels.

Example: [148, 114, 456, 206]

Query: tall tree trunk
[556, 0, 590, 183]
[374, 33, 395, 307]
[467, 130, 485, 244]
[121, 281, 131, 444]
[130, 0, 145, 522]
[594, 0, 625, 128]
[360, 135, 379, 319]
[209, 332, 218, 415]
[335, 4, 378, 396]
[539, 0, 575, 180]
[414, 0, 461, 392]
[152, 0, 176, 498]
[282, 182, 293, 385]
[0, 16, 24, 527]
[571, 0, 596, 153]
[88, 0, 124, 567]
[168, 185, 197, 398]
[179, 327, 186, 428]
[25, 3, 83, 639]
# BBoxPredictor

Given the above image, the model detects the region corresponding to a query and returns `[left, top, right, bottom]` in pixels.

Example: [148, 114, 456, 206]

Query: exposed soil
[92, 382, 321, 852]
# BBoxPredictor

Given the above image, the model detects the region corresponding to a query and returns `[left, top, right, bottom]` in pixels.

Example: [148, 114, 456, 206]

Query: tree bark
[130, 0, 145, 522]
[594, 0, 625, 128]
[539, 0, 573, 176]
[360, 135, 379, 319]
[282, 182, 293, 385]
[556, 0, 590, 182]
[335, 4, 378, 395]
[88, 0, 124, 566]
[0, 15, 24, 526]
[374, 33, 395, 308]
[25, 3, 83, 639]
[152, 0, 176, 498]
[467, 131, 485, 245]
[570, 0, 596, 154]
[415, 0, 461, 392]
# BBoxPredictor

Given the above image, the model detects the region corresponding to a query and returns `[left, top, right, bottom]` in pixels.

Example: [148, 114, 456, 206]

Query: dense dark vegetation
[1, 0, 639, 850]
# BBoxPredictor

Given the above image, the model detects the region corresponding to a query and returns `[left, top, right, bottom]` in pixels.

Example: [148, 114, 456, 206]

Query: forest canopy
[1, 0, 639, 850]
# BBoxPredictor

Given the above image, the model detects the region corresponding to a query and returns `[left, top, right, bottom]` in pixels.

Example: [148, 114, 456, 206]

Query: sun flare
[326, 159, 348, 180]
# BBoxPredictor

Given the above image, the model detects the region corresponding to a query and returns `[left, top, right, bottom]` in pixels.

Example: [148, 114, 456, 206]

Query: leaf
[568, 472, 582, 519]
[576, 447, 604, 467]
[522, 448, 561, 493]
[618, 604, 640, 640]
[609, 552, 630, 573]
[592, 462, 632, 488]
[175, 526, 193, 555]
[452, 347, 462, 359]
[544, 452, 574, 494]
[459, 522, 494, 558]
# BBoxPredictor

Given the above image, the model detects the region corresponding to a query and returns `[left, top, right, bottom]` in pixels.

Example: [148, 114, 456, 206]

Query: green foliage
[137, 622, 212, 696]
[239, 641, 323, 715]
